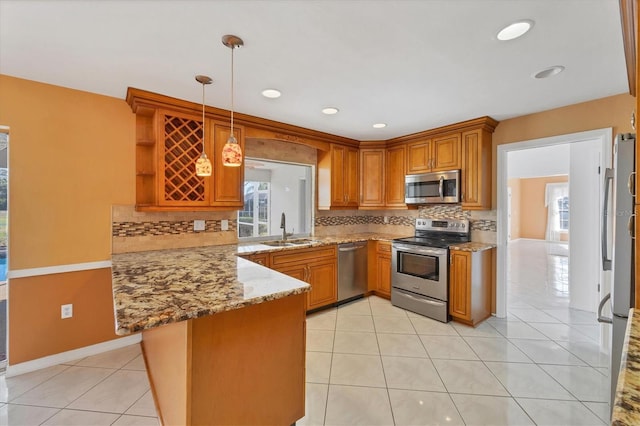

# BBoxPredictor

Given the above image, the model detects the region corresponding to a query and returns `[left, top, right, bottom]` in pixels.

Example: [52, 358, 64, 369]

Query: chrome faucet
[280, 212, 294, 241]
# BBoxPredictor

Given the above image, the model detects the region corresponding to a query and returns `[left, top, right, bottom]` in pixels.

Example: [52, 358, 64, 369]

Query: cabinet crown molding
[126, 87, 360, 149]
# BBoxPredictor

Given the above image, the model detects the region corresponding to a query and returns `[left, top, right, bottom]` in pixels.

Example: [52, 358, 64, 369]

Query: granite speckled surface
[613, 308, 640, 425]
[112, 244, 310, 335]
[448, 242, 496, 252]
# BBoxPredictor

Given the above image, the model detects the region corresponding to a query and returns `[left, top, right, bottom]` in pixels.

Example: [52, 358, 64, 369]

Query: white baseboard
[5, 334, 142, 377]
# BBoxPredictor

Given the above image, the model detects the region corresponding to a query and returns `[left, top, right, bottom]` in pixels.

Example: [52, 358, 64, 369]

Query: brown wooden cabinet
[318, 144, 359, 209]
[359, 144, 406, 209]
[385, 145, 407, 207]
[375, 241, 392, 298]
[449, 248, 493, 326]
[133, 108, 244, 211]
[270, 246, 338, 311]
[406, 139, 432, 174]
[359, 148, 385, 208]
[432, 133, 461, 171]
[461, 128, 492, 210]
[211, 121, 245, 206]
[239, 252, 270, 267]
[406, 134, 460, 174]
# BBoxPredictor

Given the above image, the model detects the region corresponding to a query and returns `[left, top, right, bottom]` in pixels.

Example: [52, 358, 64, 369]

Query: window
[238, 158, 313, 240]
[239, 182, 270, 237]
[545, 182, 569, 241]
[557, 196, 569, 231]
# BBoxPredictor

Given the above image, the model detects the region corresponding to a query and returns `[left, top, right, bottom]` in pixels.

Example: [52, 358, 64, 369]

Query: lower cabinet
[449, 248, 493, 326]
[375, 241, 392, 298]
[239, 252, 270, 267]
[270, 246, 338, 311]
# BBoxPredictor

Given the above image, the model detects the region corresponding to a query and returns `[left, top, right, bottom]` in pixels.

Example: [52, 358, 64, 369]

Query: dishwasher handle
[339, 243, 367, 252]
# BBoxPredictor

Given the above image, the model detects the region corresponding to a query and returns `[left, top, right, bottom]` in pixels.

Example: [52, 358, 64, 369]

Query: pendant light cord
[201, 81, 206, 151]
[230, 46, 235, 135]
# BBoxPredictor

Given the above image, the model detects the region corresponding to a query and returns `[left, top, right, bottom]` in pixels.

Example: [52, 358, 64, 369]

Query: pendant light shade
[195, 75, 213, 177]
[222, 34, 244, 167]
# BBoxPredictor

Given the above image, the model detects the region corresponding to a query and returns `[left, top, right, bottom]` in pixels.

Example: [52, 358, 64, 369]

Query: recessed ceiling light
[497, 20, 534, 41]
[322, 107, 339, 115]
[533, 65, 565, 79]
[261, 89, 281, 98]
[373, 123, 387, 129]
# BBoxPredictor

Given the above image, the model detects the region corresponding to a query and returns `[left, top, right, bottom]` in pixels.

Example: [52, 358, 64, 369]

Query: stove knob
[462, 223, 466, 228]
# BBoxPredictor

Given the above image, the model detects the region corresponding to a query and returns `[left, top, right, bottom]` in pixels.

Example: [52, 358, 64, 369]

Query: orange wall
[492, 93, 636, 208]
[9, 268, 120, 364]
[516, 176, 568, 240]
[0, 75, 135, 270]
[0, 75, 136, 363]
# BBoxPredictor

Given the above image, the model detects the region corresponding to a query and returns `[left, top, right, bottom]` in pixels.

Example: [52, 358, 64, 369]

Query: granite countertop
[448, 242, 496, 252]
[112, 232, 491, 336]
[613, 308, 640, 425]
[111, 244, 310, 335]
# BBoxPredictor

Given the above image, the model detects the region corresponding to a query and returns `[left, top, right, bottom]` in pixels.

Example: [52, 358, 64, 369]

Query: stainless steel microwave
[405, 169, 461, 204]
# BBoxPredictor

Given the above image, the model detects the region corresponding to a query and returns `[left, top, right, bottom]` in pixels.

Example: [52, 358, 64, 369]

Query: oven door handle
[439, 176, 444, 200]
[393, 244, 447, 256]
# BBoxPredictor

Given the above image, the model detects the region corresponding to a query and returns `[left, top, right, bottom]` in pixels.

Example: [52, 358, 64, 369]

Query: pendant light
[221, 34, 244, 167]
[195, 75, 213, 176]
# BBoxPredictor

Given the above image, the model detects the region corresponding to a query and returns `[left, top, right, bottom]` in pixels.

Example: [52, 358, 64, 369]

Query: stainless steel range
[391, 218, 470, 322]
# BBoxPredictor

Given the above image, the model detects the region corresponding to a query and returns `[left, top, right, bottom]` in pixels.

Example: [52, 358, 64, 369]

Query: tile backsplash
[111, 205, 237, 253]
[113, 204, 497, 253]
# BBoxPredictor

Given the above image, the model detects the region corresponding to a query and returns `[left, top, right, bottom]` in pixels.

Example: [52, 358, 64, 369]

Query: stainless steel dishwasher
[337, 242, 368, 304]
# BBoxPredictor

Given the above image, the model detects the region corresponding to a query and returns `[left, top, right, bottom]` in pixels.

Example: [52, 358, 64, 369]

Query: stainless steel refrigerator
[599, 133, 635, 409]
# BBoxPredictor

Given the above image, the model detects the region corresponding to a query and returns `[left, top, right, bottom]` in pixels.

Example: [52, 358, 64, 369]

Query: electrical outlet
[383, 216, 389, 224]
[221, 219, 229, 231]
[193, 220, 205, 231]
[61, 304, 73, 319]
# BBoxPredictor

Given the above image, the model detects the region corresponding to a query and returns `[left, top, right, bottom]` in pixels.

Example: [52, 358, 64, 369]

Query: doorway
[496, 128, 612, 326]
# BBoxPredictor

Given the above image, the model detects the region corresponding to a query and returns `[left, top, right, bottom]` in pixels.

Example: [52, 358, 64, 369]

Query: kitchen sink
[261, 239, 318, 247]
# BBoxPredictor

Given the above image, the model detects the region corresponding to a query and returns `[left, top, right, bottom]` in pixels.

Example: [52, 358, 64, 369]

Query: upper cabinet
[432, 133, 461, 171]
[318, 144, 359, 209]
[359, 148, 385, 208]
[133, 107, 244, 211]
[406, 134, 460, 174]
[406, 139, 432, 174]
[461, 128, 491, 210]
[359, 144, 406, 209]
[398, 117, 498, 210]
[211, 121, 245, 206]
[385, 145, 407, 207]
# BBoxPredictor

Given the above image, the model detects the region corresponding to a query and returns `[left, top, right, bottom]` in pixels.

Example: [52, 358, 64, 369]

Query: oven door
[391, 243, 448, 301]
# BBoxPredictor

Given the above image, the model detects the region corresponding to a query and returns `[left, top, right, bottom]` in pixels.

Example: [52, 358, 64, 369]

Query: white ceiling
[0, 0, 629, 141]
[508, 144, 569, 179]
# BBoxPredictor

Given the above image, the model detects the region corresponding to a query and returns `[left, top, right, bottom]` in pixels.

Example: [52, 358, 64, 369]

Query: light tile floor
[0, 239, 608, 425]
[0, 344, 158, 425]
[300, 239, 609, 425]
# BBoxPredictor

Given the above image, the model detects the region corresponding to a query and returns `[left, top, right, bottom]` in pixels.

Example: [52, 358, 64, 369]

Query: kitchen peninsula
[111, 244, 310, 426]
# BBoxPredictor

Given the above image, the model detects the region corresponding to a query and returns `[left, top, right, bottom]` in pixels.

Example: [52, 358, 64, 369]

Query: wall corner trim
[5, 334, 141, 377]
[8, 260, 112, 279]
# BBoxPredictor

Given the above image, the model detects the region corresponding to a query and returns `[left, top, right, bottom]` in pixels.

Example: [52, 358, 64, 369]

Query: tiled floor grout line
[410, 314, 469, 425]
[321, 306, 337, 426]
[370, 299, 398, 426]
[465, 322, 540, 425]
[64, 366, 121, 408]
